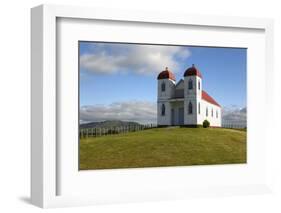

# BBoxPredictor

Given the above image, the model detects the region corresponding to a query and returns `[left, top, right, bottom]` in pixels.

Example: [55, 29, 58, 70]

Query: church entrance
[178, 107, 184, 125]
[171, 107, 184, 126]
[170, 101, 184, 126]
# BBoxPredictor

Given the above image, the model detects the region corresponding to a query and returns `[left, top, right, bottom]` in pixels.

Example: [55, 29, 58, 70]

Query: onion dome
[184, 64, 202, 78]
[157, 67, 176, 81]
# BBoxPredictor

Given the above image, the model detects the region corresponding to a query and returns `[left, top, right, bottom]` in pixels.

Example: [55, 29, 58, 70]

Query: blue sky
[79, 42, 246, 123]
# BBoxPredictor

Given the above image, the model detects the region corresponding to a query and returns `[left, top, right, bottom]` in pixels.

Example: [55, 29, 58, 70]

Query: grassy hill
[79, 127, 246, 170]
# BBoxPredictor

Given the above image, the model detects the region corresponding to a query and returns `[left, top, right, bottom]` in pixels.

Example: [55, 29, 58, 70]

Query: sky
[79, 41, 247, 124]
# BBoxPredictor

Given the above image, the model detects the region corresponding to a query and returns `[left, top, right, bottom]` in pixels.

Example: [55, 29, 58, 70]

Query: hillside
[80, 120, 141, 129]
[79, 127, 247, 170]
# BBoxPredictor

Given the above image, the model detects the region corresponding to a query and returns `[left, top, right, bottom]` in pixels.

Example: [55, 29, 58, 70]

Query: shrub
[203, 120, 210, 128]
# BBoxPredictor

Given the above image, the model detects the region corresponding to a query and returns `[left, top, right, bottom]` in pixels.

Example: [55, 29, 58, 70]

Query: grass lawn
[79, 127, 246, 170]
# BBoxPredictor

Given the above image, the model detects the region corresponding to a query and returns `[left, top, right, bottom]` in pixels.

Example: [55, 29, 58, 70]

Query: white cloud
[80, 43, 191, 75]
[80, 101, 157, 124]
[222, 105, 247, 126]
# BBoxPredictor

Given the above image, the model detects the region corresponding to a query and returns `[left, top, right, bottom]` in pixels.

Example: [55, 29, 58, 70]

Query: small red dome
[184, 64, 202, 78]
[157, 67, 176, 81]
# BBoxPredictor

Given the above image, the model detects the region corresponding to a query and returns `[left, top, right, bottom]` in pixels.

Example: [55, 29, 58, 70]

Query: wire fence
[221, 123, 246, 129]
[80, 124, 158, 138]
[80, 122, 246, 138]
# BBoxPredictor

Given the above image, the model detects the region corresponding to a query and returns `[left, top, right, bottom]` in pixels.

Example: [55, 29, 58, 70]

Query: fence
[80, 123, 246, 138]
[221, 123, 246, 129]
[80, 124, 157, 138]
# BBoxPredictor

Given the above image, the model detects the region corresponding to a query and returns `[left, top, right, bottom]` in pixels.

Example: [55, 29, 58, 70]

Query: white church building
[157, 65, 222, 127]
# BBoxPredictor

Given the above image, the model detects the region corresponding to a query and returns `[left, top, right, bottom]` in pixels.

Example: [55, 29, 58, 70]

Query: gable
[175, 79, 184, 90]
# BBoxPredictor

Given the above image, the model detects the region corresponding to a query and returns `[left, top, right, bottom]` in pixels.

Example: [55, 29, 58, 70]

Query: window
[188, 79, 193, 89]
[161, 82, 165, 92]
[161, 104, 165, 116]
[198, 102, 200, 114]
[211, 108, 213, 117]
[216, 110, 218, 118]
[206, 107, 208, 117]
[198, 81, 200, 90]
[188, 102, 193, 114]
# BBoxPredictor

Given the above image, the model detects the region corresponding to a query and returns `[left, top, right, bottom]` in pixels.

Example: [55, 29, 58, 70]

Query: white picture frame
[31, 4, 274, 208]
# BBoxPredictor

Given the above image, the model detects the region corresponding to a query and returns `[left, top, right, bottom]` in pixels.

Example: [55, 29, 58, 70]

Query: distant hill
[80, 120, 141, 129]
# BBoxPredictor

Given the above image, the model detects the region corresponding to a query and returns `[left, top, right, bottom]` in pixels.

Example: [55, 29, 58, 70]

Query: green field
[79, 127, 247, 170]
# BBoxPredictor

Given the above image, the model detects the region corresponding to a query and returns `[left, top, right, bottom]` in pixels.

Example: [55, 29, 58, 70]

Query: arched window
[161, 104, 165, 116]
[198, 102, 200, 114]
[211, 108, 213, 117]
[188, 102, 193, 114]
[161, 82, 166, 92]
[188, 79, 193, 89]
[206, 107, 208, 117]
[198, 81, 201, 90]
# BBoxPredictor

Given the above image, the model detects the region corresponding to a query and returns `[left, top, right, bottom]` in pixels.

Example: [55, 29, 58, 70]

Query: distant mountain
[80, 120, 141, 129]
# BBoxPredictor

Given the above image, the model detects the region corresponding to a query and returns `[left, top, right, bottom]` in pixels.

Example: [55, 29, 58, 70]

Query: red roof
[184, 64, 202, 78]
[157, 67, 176, 81]
[202, 90, 221, 107]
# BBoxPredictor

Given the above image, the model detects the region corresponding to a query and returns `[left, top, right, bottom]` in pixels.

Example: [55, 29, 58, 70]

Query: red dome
[157, 67, 176, 81]
[184, 64, 202, 78]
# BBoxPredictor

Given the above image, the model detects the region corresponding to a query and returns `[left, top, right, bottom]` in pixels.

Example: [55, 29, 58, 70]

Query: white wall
[1, 0, 281, 213]
[157, 79, 176, 125]
[184, 75, 202, 125]
[198, 100, 222, 127]
[157, 101, 172, 125]
[157, 79, 176, 100]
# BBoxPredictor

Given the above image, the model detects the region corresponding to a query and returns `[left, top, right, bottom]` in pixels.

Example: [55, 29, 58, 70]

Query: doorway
[178, 107, 184, 125]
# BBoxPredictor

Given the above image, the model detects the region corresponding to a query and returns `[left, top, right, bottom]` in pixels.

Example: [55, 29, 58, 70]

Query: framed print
[31, 4, 274, 208]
